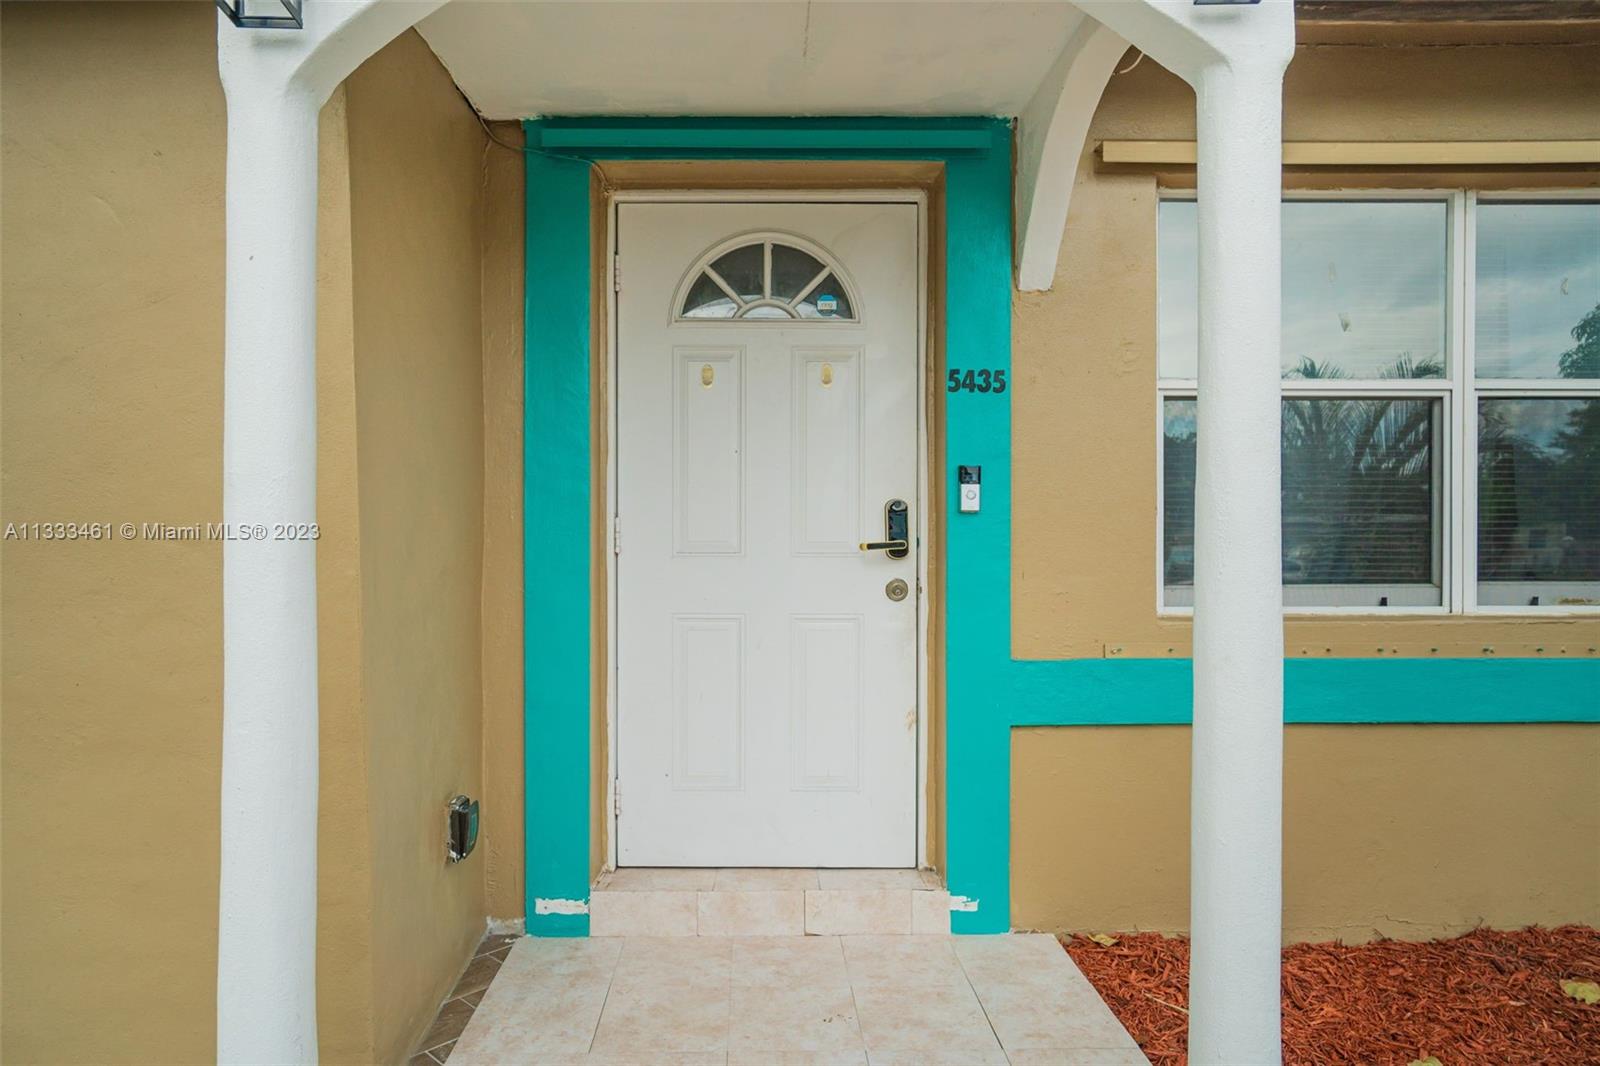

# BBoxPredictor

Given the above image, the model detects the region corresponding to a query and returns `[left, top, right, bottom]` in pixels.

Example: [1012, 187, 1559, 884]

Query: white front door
[616, 200, 920, 867]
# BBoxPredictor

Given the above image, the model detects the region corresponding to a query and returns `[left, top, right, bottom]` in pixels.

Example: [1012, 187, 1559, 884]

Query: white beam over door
[1071, 2, 1295, 1062]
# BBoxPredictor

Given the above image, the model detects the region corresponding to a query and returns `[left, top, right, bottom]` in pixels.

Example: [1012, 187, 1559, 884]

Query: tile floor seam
[445, 932, 1142, 1064]
[585, 937, 628, 1055]
[719, 943, 735, 1052]
[424, 1017, 472, 1048]
[416, 1006, 474, 1059]
[837, 935, 874, 1057]
[951, 937, 1012, 1060]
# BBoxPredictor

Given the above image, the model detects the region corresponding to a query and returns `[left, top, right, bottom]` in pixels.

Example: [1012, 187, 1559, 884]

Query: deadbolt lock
[885, 578, 910, 602]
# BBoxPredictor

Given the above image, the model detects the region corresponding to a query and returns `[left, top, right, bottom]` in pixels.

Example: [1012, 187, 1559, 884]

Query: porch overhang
[214, 2, 1295, 1063]
[412, 0, 1126, 292]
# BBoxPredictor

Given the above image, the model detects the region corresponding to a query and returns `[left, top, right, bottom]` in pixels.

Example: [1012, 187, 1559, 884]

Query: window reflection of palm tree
[1279, 354, 1438, 585]
[1167, 309, 1598, 591]
[1480, 302, 1600, 584]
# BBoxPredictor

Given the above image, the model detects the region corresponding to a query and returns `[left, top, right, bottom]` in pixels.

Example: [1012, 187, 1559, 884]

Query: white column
[216, 86, 322, 1065]
[1188, 59, 1286, 1066]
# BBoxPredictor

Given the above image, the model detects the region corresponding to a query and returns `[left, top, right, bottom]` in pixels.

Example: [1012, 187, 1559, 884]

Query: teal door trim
[523, 148, 594, 936]
[521, 116, 1600, 937]
[531, 125, 996, 153]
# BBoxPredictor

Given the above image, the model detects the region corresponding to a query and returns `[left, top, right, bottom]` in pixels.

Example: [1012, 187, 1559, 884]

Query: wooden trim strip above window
[1099, 140, 1600, 167]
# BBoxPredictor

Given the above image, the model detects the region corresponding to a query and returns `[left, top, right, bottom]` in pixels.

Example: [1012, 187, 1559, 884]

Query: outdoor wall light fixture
[215, 0, 303, 30]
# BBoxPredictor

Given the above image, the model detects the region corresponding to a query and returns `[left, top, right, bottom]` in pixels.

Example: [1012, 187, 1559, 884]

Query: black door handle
[859, 499, 910, 560]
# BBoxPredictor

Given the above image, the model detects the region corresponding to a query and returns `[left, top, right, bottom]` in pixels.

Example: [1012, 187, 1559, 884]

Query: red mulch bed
[1062, 926, 1600, 1065]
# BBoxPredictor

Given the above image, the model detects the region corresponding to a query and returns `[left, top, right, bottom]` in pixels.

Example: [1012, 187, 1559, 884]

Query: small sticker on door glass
[816, 294, 838, 317]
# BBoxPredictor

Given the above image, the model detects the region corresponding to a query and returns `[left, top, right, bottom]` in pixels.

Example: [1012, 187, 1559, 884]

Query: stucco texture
[1013, 41, 1600, 660]
[1, 5, 226, 1060]
[321, 27, 491, 1065]
[1, 8, 490, 1063]
[481, 121, 527, 920]
[1006, 41, 1599, 940]
[1012, 723, 1600, 942]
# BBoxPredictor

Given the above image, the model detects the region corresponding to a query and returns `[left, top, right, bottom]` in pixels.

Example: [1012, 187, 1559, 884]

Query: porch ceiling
[415, 1, 1088, 120]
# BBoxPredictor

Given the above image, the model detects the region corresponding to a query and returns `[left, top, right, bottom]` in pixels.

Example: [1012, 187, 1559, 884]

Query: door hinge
[613, 781, 621, 817]
[612, 514, 622, 555]
[612, 254, 622, 292]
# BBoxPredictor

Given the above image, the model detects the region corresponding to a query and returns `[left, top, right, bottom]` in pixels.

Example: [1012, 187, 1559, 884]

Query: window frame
[1464, 190, 1600, 615]
[1154, 187, 1600, 618]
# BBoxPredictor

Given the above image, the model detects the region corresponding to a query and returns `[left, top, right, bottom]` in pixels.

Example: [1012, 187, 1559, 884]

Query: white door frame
[603, 188, 931, 871]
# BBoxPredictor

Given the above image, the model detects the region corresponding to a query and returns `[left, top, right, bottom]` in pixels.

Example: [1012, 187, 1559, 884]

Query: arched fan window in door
[676, 234, 859, 321]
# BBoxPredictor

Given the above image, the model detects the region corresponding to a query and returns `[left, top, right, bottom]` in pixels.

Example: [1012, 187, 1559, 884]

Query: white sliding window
[1470, 198, 1600, 610]
[1157, 191, 1599, 615]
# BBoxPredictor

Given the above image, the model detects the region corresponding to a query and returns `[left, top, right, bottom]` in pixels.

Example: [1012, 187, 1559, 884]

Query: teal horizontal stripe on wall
[1004, 656, 1600, 726]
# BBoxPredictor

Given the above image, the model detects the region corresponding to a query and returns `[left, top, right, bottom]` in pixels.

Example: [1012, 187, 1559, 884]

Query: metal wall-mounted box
[447, 795, 479, 863]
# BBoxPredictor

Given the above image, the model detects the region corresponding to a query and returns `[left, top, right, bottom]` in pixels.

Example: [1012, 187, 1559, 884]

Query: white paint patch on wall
[533, 898, 591, 916]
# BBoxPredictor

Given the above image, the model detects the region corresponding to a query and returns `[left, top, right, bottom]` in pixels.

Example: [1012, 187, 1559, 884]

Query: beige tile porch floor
[447, 933, 1150, 1065]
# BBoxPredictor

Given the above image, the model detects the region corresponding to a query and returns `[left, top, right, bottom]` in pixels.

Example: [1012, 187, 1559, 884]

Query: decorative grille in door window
[677, 235, 858, 321]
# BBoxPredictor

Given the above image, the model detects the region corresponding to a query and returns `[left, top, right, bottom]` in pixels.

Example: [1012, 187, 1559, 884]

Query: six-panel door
[616, 201, 920, 867]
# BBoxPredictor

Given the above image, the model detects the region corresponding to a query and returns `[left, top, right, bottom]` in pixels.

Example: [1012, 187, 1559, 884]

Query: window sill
[1156, 605, 1600, 619]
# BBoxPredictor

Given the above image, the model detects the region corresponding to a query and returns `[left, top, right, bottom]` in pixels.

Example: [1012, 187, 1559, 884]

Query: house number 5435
[947, 368, 1007, 394]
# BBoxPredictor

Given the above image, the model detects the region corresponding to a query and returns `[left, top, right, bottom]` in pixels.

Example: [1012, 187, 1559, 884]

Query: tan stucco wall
[1013, 41, 1600, 661]
[1013, 724, 1600, 943]
[338, 29, 489, 1064]
[1, 5, 226, 1060]
[481, 122, 527, 919]
[1007, 40, 1600, 941]
[316, 82, 383, 1065]
[2, 8, 490, 1063]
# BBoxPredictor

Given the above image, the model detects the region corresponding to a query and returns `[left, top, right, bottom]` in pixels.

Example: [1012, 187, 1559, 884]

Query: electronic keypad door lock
[859, 498, 910, 560]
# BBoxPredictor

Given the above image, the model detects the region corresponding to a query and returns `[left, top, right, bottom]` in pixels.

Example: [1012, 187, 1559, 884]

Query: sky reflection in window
[1475, 202, 1600, 380]
[1159, 200, 1448, 381]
